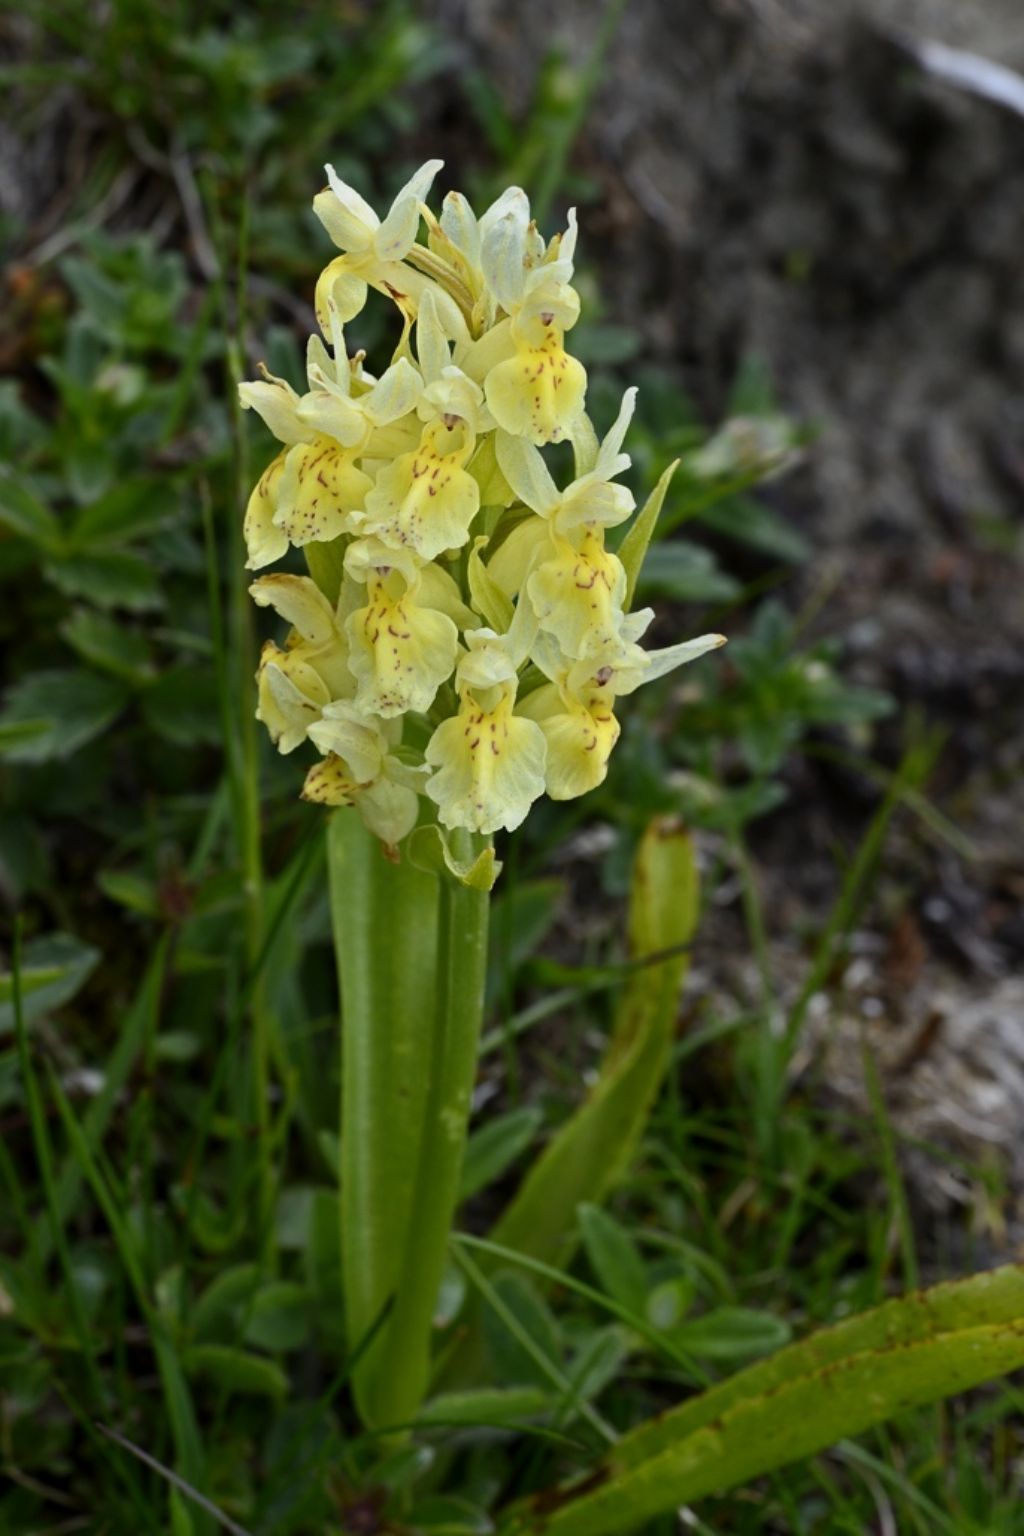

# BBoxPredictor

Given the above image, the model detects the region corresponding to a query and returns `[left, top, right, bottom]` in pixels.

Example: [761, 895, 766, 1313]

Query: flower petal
[416, 288, 451, 385]
[238, 374, 310, 446]
[314, 166, 379, 252]
[594, 386, 637, 478]
[425, 699, 546, 834]
[346, 577, 459, 716]
[481, 199, 529, 312]
[307, 702, 386, 782]
[360, 357, 424, 427]
[315, 256, 370, 329]
[356, 775, 421, 846]
[376, 159, 444, 261]
[519, 684, 620, 800]
[485, 329, 586, 446]
[526, 528, 627, 658]
[362, 421, 480, 560]
[274, 438, 372, 547]
[243, 451, 290, 570]
[301, 753, 360, 805]
[440, 190, 481, 266]
[256, 644, 330, 754]
[248, 573, 339, 646]
[495, 430, 559, 516]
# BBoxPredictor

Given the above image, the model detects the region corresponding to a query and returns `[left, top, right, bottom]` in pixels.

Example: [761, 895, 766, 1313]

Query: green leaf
[140, 666, 221, 746]
[698, 494, 810, 562]
[154, 1031, 201, 1063]
[645, 1277, 695, 1333]
[0, 670, 128, 761]
[0, 381, 47, 461]
[468, 535, 514, 631]
[578, 1205, 648, 1317]
[619, 461, 679, 608]
[0, 719, 50, 755]
[635, 541, 740, 604]
[61, 608, 155, 682]
[487, 819, 698, 1271]
[565, 1325, 630, 1409]
[408, 823, 502, 891]
[508, 1265, 1024, 1536]
[408, 1495, 495, 1534]
[434, 1260, 467, 1328]
[0, 933, 100, 1036]
[96, 869, 162, 918]
[70, 476, 180, 547]
[673, 1306, 791, 1362]
[185, 1344, 288, 1400]
[44, 549, 164, 610]
[482, 1272, 562, 1389]
[304, 536, 347, 606]
[66, 441, 114, 506]
[191, 1264, 261, 1341]
[417, 1386, 550, 1427]
[328, 812, 442, 1428]
[467, 435, 514, 507]
[243, 1282, 312, 1352]
[460, 1108, 543, 1201]
[0, 467, 62, 551]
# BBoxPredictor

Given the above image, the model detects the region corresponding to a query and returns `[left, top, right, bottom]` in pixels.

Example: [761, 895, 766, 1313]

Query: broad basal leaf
[0, 670, 129, 762]
[505, 1265, 1024, 1535]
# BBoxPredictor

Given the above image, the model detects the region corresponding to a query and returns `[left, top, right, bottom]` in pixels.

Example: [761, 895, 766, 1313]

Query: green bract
[241, 161, 724, 844]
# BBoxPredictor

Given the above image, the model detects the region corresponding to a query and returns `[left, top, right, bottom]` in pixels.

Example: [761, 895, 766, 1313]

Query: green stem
[384, 836, 489, 1416]
[329, 814, 489, 1429]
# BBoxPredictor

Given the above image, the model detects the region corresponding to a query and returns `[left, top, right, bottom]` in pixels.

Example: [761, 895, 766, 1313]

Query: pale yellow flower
[250, 573, 357, 753]
[312, 159, 443, 321]
[241, 161, 728, 845]
[343, 538, 465, 717]
[306, 703, 427, 847]
[358, 419, 479, 561]
[478, 191, 587, 444]
[238, 336, 423, 567]
[522, 629, 727, 800]
[425, 627, 546, 834]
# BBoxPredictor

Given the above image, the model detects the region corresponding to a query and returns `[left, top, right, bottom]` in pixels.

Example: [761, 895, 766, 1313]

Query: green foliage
[487, 821, 699, 1272]
[510, 1267, 1024, 1534]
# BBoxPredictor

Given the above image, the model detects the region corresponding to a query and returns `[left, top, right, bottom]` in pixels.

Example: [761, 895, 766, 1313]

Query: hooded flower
[521, 629, 727, 800]
[238, 329, 422, 567]
[313, 159, 443, 322]
[425, 625, 546, 835]
[479, 192, 587, 444]
[250, 572, 356, 752]
[305, 703, 426, 847]
[343, 537, 469, 717]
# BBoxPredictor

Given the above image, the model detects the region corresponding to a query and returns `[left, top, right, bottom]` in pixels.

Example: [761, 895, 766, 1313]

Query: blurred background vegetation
[1, 0, 1022, 1531]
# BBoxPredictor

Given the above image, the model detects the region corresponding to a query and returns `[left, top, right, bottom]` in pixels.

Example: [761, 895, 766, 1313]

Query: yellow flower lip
[484, 327, 587, 445]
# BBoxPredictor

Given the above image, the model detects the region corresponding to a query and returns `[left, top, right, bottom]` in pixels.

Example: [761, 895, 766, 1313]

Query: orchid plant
[234, 163, 1024, 1529]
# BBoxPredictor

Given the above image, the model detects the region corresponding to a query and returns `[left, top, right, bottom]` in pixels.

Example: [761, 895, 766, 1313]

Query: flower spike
[239, 160, 726, 850]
